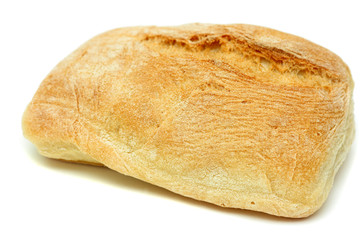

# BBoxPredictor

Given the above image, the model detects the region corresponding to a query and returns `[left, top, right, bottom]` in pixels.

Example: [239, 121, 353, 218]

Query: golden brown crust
[22, 23, 354, 218]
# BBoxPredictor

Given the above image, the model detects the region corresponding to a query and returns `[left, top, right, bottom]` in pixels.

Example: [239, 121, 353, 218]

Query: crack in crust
[141, 32, 342, 85]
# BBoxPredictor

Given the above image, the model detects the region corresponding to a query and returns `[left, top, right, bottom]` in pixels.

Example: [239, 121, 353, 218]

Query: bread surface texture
[22, 23, 354, 218]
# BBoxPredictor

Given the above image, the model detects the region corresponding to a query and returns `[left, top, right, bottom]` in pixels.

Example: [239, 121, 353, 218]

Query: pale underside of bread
[22, 23, 354, 218]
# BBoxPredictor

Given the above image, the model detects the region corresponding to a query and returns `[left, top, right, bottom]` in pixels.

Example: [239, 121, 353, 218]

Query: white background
[1, 0, 359, 239]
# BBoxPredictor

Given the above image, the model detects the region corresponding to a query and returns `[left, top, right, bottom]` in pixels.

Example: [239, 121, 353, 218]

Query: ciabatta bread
[22, 23, 354, 218]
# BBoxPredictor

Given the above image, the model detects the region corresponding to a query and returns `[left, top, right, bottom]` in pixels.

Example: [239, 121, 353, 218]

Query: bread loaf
[22, 23, 354, 218]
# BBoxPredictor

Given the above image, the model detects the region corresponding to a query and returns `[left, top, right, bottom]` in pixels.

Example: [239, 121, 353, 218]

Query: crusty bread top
[23, 23, 354, 217]
[107, 23, 351, 87]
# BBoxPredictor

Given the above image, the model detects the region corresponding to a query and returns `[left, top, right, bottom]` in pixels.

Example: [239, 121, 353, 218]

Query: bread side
[22, 24, 354, 217]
